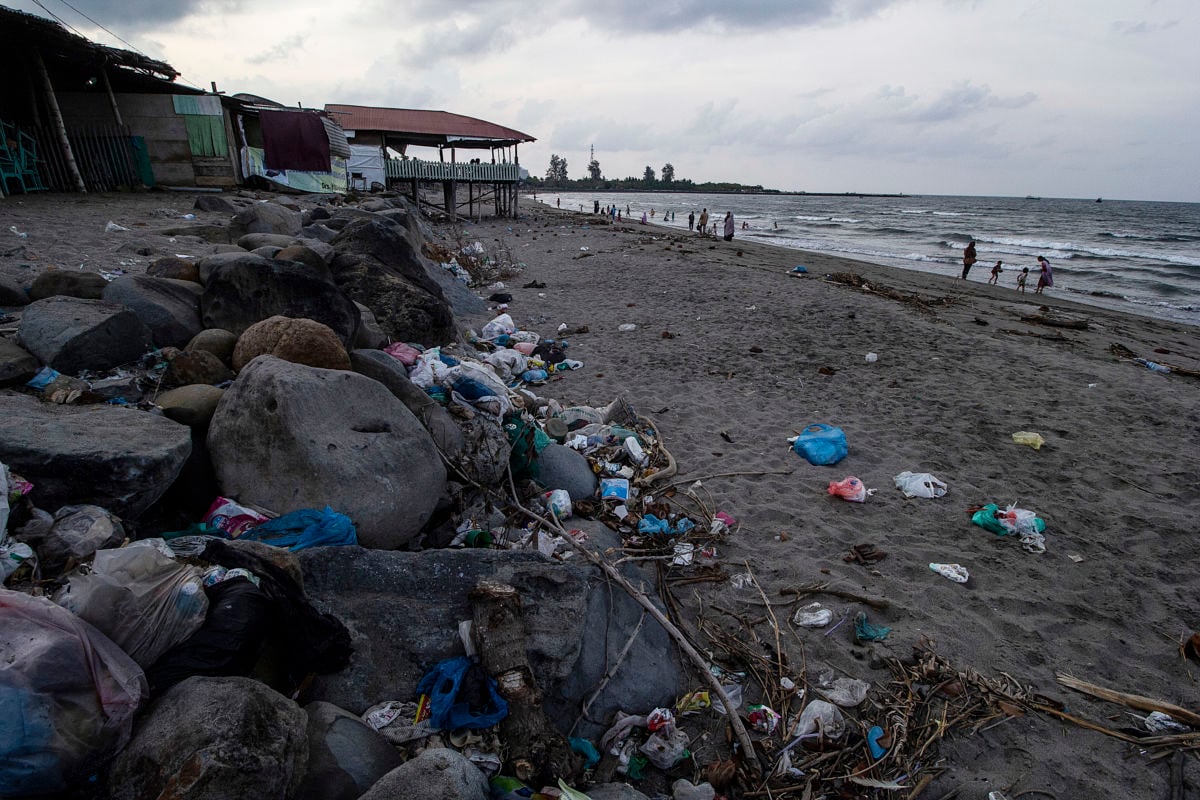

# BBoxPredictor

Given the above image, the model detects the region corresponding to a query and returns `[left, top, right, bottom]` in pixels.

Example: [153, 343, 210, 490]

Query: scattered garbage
[542, 489, 573, 520]
[1143, 711, 1191, 734]
[971, 503, 1046, 552]
[414, 656, 509, 730]
[9, 225, 29, 238]
[789, 265, 808, 274]
[865, 352, 879, 363]
[1011, 431, 1046, 450]
[104, 221, 130, 232]
[853, 611, 891, 642]
[53, 543, 209, 668]
[827, 475, 873, 502]
[929, 562, 969, 583]
[866, 726, 888, 758]
[793, 602, 833, 628]
[791, 423, 848, 466]
[818, 676, 870, 707]
[793, 699, 846, 741]
[893, 470, 948, 498]
[236, 506, 357, 551]
[748, 704, 782, 734]
[1136, 358, 1172, 374]
[0, 588, 148, 794]
[618, 323, 637, 332]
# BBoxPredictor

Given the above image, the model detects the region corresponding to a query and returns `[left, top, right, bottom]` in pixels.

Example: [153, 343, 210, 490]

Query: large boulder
[228, 202, 303, 239]
[109, 676, 308, 800]
[163, 349, 234, 387]
[238, 232, 301, 251]
[18, 296, 155, 374]
[207, 356, 445, 549]
[232, 316, 350, 371]
[0, 337, 39, 386]
[194, 194, 242, 214]
[295, 701, 404, 800]
[348, 348, 463, 457]
[201, 258, 361, 345]
[102, 274, 204, 348]
[156, 384, 225, 428]
[330, 218, 455, 347]
[536, 443, 599, 501]
[196, 251, 271, 285]
[0, 273, 30, 305]
[0, 394, 192, 518]
[297, 540, 681, 739]
[29, 270, 108, 300]
[186, 328, 239, 364]
[146, 256, 201, 284]
[358, 748, 487, 800]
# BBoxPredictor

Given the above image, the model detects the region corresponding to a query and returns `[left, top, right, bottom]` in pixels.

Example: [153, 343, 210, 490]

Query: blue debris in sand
[853, 611, 890, 642]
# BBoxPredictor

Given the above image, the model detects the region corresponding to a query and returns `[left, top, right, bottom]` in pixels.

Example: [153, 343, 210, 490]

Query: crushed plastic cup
[543, 489, 572, 520]
[623, 436, 648, 466]
[929, 562, 969, 583]
[1011, 431, 1045, 450]
[827, 476, 871, 502]
[793, 602, 832, 628]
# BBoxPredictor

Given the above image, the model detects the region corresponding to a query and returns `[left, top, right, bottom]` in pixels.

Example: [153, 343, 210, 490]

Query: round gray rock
[359, 748, 487, 800]
[109, 676, 308, 800]
[536, 443, 598, 500]
[207, 356, 446, 549]
[186, 328, 239, 364]
[295, 701, 403, 800]
[102, 274, 204, 348]
[29, 271, 108, 300]
[157, 384, 225, 428]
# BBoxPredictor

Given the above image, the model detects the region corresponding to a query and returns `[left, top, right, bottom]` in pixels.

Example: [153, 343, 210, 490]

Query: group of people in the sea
[962, 240, 1053, 294]
[581, 199, 739, 242]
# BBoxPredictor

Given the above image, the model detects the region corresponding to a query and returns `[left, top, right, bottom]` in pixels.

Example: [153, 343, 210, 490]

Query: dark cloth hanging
[259, 109, 331, 172]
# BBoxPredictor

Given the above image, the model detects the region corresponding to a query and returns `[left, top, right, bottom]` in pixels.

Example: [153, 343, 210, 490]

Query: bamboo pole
[1056, 673, 1200, 728]
[33, 47, 85, 193]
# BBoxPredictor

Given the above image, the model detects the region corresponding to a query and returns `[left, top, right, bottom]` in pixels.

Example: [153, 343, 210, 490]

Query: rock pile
[0, 191, 691, 800]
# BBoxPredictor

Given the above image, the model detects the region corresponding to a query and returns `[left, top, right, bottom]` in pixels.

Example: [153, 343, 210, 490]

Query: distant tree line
[533, 154, 772, 194]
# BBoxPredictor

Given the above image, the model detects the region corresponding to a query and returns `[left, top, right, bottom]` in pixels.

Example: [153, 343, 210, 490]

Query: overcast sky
[11, 0, 1199, 201]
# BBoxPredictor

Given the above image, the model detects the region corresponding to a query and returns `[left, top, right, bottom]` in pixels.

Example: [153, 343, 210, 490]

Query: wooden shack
[324, 104, 535, 218]
[0, 5, 238, 194]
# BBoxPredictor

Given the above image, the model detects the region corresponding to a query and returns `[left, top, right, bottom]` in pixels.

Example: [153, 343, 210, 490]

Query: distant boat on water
[1025, 195, 1041, 200]
[1096, 197, 1103, 203]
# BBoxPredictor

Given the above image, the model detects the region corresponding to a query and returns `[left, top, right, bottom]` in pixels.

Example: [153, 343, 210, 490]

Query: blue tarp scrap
[236, 506, 357, 551]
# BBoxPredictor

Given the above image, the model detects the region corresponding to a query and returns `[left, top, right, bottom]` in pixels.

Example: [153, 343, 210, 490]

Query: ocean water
[541, 191, 1200, 327]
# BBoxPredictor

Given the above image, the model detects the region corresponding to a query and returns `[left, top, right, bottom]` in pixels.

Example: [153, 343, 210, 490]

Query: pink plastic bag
[828, 476, 869, 503]
[513, 341, 536, 356]
[203, 496, 268, 537]
[384, 341, 422, 366]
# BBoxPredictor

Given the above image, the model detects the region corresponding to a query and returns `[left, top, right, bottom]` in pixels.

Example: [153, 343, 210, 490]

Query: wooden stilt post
[34, 47, 85, 193]
[24, 69, 43, 128]
[99, 65, 124, 127]
[411, 177, 419, 212]
[468, 180, 474, 221]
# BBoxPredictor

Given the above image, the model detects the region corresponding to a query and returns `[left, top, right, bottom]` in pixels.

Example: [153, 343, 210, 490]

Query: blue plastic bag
[237, 507, 357, 551]
[415, 656, 508, 730]
[793, 424, 848, 466]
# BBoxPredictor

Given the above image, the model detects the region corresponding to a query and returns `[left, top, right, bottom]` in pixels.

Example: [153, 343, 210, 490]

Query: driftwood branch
[1056, 673, 1200, 728]
[781, 582, 891, 610]
[507, 467, 763, 776]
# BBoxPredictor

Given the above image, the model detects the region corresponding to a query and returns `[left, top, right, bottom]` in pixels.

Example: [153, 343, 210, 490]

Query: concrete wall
[57, 92, 237, 187]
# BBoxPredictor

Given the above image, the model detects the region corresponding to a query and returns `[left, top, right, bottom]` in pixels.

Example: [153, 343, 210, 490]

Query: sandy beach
[481, 199, 1200, 797]
[3, 189, 1200, 798]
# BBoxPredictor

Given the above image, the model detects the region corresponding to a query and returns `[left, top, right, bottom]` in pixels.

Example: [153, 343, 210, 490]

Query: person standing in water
[688, 211, 695, 230]
[1035, 255, 1054, 294]
[961, 240, 977, 280]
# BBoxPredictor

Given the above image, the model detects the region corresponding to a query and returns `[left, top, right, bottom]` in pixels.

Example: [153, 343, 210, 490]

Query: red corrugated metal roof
[324, 104, 535, 145]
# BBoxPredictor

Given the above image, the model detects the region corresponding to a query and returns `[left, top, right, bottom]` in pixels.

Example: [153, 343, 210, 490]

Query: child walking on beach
[1016, 267, 1029, 293]
[988, 260, 1003, 285]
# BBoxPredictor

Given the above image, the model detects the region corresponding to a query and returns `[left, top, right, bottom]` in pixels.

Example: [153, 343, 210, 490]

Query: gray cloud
[247, 34, 308, 65]
[394, 0, 897, 64]
[1111, 19, 1179, 36]
[891, 82, 1037, 124]
[49, 0, 244, 31]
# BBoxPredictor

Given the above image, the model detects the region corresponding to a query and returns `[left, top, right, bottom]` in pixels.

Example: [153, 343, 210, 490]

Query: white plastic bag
[893, 471, 948, 499]
[793, 699, 846, 740]
[53, 545, 209, 667]
[484, 348, 528, 382]
[480, 312, 515, 340]
[793, 602, 832, 628]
